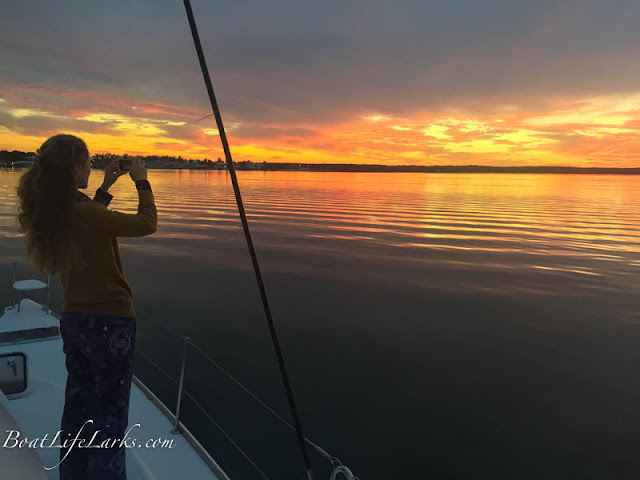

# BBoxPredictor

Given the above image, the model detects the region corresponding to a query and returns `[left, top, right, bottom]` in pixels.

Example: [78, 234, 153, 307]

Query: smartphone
[119, 158, 132, 170]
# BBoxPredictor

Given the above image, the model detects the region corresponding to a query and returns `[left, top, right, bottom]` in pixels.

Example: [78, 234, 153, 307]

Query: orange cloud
[1, 82, 640, 167]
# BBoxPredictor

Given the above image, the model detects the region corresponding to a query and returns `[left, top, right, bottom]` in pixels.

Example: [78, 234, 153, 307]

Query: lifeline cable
[181, 1, 314, 478]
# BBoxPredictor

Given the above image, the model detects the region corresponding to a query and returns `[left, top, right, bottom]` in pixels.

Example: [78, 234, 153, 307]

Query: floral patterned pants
[59, 312, 136, 480]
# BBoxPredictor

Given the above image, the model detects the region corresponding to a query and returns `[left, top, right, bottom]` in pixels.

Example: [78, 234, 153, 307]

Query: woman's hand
[100, 158, 128, 191]
[129, 157, 147, 182]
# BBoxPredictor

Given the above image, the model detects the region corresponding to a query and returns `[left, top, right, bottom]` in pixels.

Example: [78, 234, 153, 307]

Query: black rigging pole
[181, 1, 314, 479]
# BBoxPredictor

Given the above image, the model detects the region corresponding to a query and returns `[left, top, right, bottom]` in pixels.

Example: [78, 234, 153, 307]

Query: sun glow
[2, 88, 640, 167]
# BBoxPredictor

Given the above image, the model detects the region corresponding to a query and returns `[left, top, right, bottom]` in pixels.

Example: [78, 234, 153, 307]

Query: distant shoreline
[1, 150, 638, 174]
[241, 164, 640, 174]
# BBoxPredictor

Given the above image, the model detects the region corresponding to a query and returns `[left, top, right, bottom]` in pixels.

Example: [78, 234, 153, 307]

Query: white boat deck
[0, 298, 227, 480]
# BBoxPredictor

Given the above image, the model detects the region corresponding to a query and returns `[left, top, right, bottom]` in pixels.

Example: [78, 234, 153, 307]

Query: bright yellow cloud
[523, 92, 640, 127]
[444, 139, 511, 154]
[458, 120, 487, 133]
[3, 89, 640, 167]
[79, 113, 186, 136]
[422, 125, 451, 140]
[8, 107, 60, 119]
[495, 129, 555, 147]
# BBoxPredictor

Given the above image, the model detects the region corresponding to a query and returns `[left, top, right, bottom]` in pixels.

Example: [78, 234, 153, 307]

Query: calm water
[2, 169, 640, 479]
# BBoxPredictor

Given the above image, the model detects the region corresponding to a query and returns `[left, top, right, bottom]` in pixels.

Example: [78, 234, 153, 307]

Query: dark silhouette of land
[1, 150, 638, 174]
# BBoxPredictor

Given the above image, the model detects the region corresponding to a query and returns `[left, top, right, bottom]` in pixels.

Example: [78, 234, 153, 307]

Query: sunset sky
[1, 0, 639, 167]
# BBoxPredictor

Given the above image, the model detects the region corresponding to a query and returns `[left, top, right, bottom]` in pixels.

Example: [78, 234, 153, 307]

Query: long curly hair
[16, 134, 89, 274]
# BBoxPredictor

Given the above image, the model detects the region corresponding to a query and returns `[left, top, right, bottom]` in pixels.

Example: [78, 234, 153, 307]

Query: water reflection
[2, 169, 640, 299]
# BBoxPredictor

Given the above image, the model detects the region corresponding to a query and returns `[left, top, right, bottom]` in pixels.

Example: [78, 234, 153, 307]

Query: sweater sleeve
[90, 180, 157, 237]
[93, 187, 113, 206]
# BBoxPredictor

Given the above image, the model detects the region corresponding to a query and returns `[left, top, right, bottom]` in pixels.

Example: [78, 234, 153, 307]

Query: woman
[16, 134, 157, 479]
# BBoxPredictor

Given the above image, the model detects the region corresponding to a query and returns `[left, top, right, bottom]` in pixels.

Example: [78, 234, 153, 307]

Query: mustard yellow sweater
[59, 180, 157, 317]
